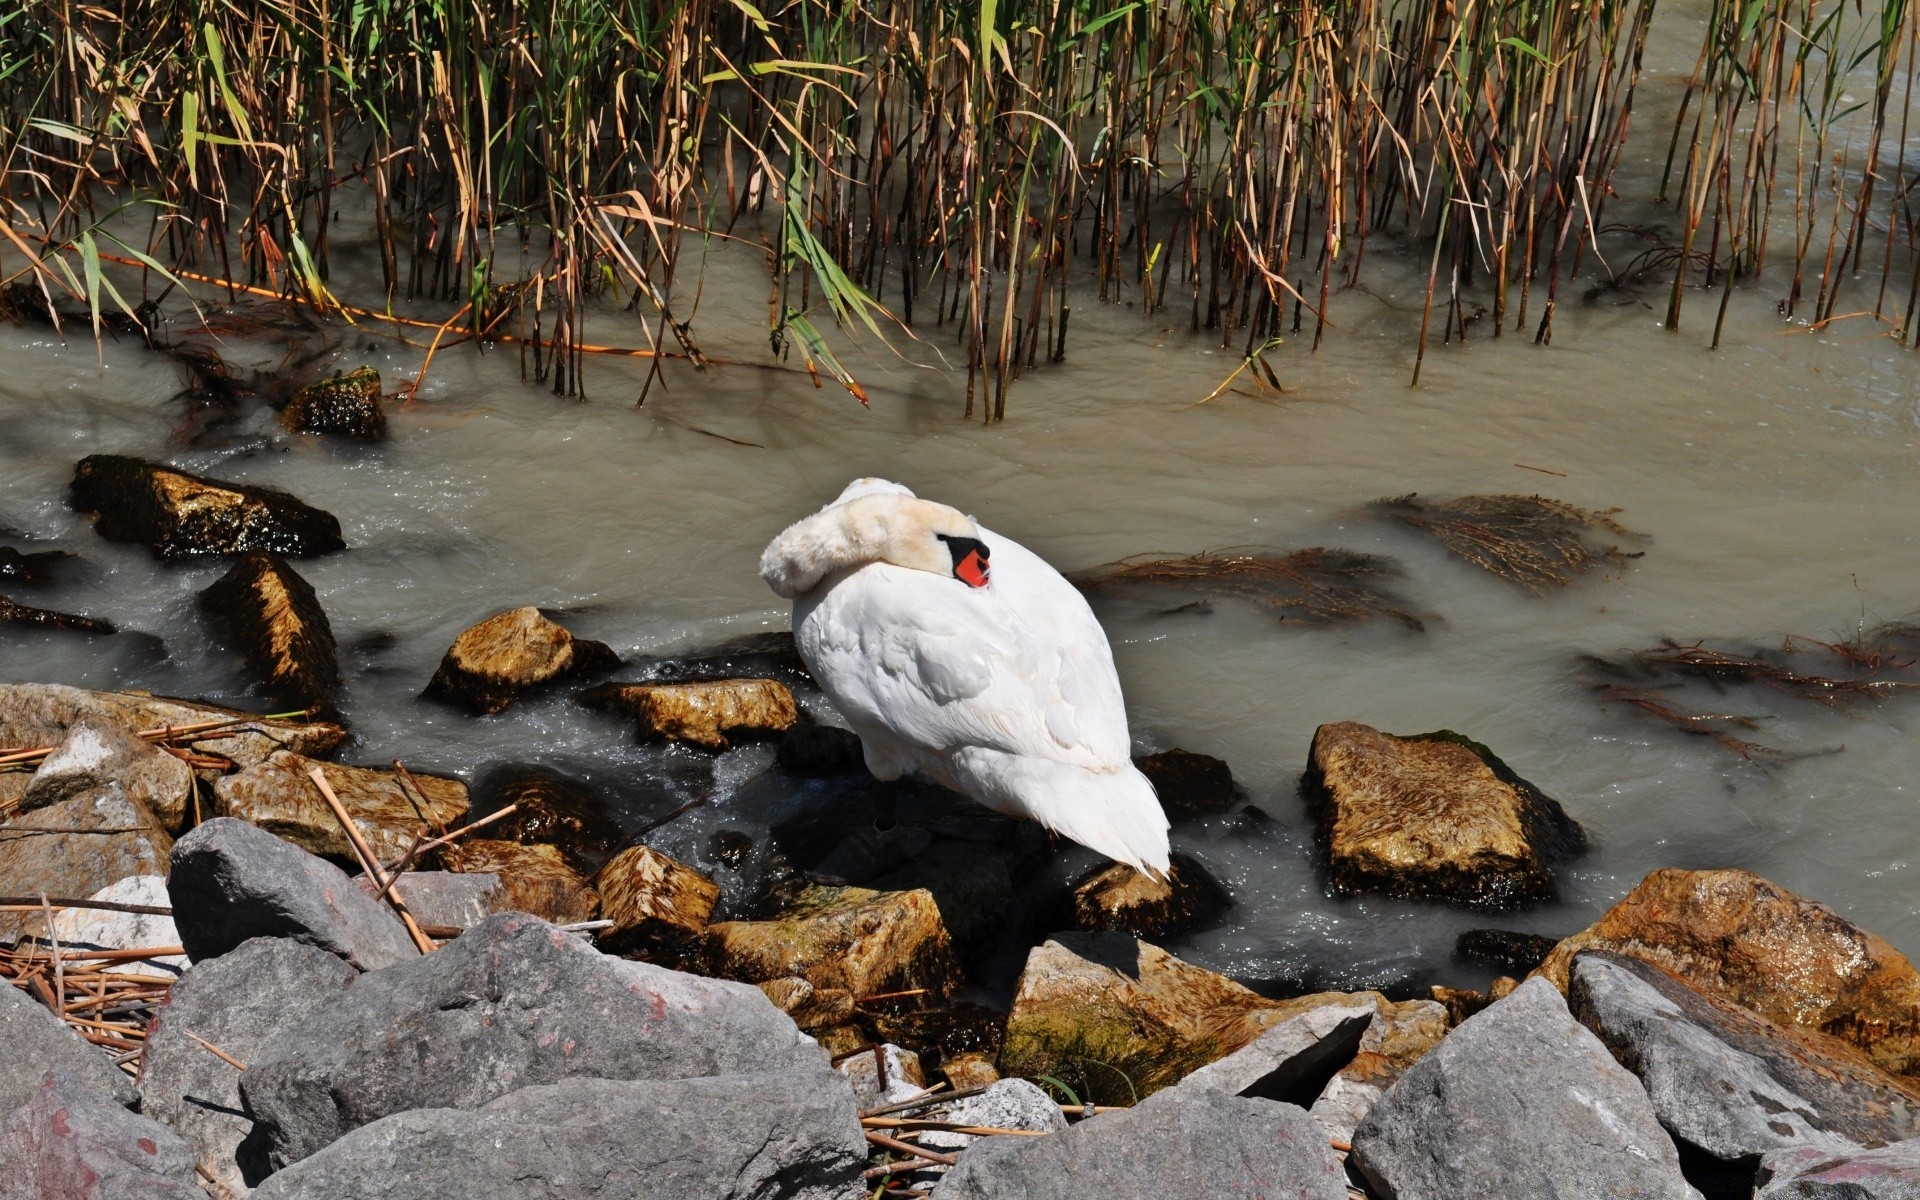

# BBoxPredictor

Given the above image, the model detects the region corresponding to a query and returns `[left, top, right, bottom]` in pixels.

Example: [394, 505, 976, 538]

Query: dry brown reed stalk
[1623, 637, 1919, 703]
[1588, 681, 1780, 758]
[1376, 494, 1643, 593]
[1077, 547, 1423, 630]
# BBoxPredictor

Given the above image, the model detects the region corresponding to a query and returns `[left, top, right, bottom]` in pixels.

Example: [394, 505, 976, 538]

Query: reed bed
[0, 0, 1914, 416]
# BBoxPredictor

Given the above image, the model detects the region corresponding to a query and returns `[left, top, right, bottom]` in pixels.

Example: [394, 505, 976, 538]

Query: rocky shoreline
[6, 449, 1920, 1197]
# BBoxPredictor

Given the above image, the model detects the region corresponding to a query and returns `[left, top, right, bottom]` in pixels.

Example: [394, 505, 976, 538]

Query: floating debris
[1077, 547, 1423, 630]
[1588, 683, 1778, 760]
[1376, 493, 1642, 593]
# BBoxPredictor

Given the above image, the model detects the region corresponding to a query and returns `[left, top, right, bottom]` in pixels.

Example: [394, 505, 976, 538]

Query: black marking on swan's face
[936, 533, 991, 588]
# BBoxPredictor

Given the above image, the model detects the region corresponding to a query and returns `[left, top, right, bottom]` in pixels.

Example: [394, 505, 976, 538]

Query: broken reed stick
[32, 945, 186, 961]
[41, 894, 61, 1012]
[859, 1084, 981, 1119]
[389, 761, 447, 837]
[306, 766, 436, 954]
[860, 1118, 1048, 1137]
[855, 988, 929, 1004]
[863, 1131, 959, 1167]
[374, 802, 521, 883]
[183, 1030, 248, 1071]
[0, 896, 172, 916]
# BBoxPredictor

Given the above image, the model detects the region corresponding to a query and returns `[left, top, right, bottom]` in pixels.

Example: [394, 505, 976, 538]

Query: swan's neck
[761, 496, 967, 598]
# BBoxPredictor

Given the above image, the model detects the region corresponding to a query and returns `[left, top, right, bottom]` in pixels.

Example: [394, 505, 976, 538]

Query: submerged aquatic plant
[1077, 547, 1424, 630]
[1376, 494, 1642, 593]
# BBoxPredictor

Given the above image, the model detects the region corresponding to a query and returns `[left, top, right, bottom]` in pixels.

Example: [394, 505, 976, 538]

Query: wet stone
[1458, 927, 1563, 975]
[593, 843, 720, 963]
[701, 884, 962, 1002]
[1133, 748, 1236, 817]
[0, 682, 347, 770]
[439, 838, 599, 924]
[212, 750, 467, 865]
[580, 677, 798, 749]
[1304, 721, 1587, 908]
[0, 546, 71, 585]
[758, 977, 857, 1031]
[17, 717, 193, 834]
[468, 763, 624, 873]
[1534, 867, 1920, 1079]
[281, 366, 386, 440]
[197, 552, 341, 720]
[0, 594, 115, 634]
[1069, 852, 1231, 940]
[777, 719, 867, 776]
[424, 606, 621, 714]
[68, 454, 346, 559]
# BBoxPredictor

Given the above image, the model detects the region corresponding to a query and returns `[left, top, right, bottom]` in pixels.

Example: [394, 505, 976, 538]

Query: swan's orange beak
[955, 548, 990, 588]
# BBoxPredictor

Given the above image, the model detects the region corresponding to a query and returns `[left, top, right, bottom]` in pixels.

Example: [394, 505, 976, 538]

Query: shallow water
[6, 23, 1920, 1000]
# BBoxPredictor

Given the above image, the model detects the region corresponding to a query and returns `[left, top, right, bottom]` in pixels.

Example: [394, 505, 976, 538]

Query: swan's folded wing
[801, 543, 1132, 771]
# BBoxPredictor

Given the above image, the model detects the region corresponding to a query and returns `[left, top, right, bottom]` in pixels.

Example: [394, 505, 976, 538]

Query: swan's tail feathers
[961, 750, 1171, 879]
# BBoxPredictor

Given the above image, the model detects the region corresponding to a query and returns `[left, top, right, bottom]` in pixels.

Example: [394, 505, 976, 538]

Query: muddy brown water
[5, 28, 1920, 999]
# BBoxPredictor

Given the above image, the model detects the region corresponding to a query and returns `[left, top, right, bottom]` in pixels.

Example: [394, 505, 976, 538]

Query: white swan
[761, 478, 1171, 877]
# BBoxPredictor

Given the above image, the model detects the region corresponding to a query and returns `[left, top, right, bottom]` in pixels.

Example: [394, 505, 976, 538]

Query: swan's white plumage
[763, 479, 1171, 877]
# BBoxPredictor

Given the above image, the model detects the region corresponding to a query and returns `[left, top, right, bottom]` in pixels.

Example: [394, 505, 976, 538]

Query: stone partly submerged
[212, 750, 467, 864]
[594, 843, 721, 963]
[1303, 721, 1587, 908]
[0, 593, 116, 634]
[281, 366, 387, 440]
[1534, 867, 1920, 1079]
[1069, 852, 1231, 940]
[999, 933, 1299, 1106]
[579, 677, 798, 749]
[197, 552, 342, 719]
[0, 546, 70, 585]
[248, 1071, 867, 1200]
[467, 763, 625, 872]
[439, 838, 600, 924]
[0, 682, 347, 770]
[1350, 977, 1698, 1200]
[68, 454, 346, 558]
[701, 883, 963, 1001]
[423, 606, 621, 714]
[1132, 748, 1237, 817]
[240, 912, 829, 1167]
[931, 1086, 1349, 1200]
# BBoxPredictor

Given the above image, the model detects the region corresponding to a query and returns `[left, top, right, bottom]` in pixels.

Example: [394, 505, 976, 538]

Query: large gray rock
[248, 1071, 864, 1200]
[0, 788, 173, 943]
[241, 912, 829, 1168]
[19, 718, 193, 833]
[351, 871, 501, 931]
[140, 937, 358, 1195]
[1570, 949, 1920, 1161]
[930, 1086, 1347, 1200]
[167, 817, 419, 971]
[0, 977, 137, 1114]
[1757, 1140, 1920, 1199]
[0, 1068, 200, 1200]
[1351, 976, 1700, 1200]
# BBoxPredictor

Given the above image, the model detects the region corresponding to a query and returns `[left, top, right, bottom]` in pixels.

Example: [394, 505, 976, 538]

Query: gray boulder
[0, 972, 137, 1114]
[918, 1078, 1067, 1155]
[140, 937, 358, 1194]
[241, 912, 828, 1167]
[167, 817, 419, 971]
[249, 1071, 864, 1200]
[351, 871, 500, 931]
[1570, 949, 1920, 1161]
[0, 788, 173, 944]
[1176, 996, 1374, 1100]
[19, 718, 193, 833]
[0, 1068, 200, 1200]
[1758, 1140, 1920, 1199]
[930, 1086, 1347, 1200]
[1350, 976, 1700, 1200]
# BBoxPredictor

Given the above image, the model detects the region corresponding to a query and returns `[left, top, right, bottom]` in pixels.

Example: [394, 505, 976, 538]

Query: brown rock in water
[776, 720, 867, 776]
[1457, 928, 1561, 975]
[593, 844, 720, 963]
[1533, 867, 1920, 1078]
[757, 977, 857, 1031]
[69, 454, 345, 559]
[864, 1001, 1007, 1073]
[1303, 721, 1586, 908]
[424, 607, 621, 714]
[1000, 933, 1296, 1105]
[701, 884, 962, 1000]
[942, 1053, 1002, 1091]
[212, 750, 467, 864]
[469, 764, 623, 873]
[1430, 985, 1493, 1027]
[580, 678, 796, 749]
[0, 682, 346, 769]
[282, 367, 386, 440]
[1133, 749, 1236, 817]
[0, 546, 71, 585]
[439, 838, 600, 924]
[19, 718, 194, 833]
[0, 788, 172, 941]
[1070, 853, 1231, 940]
[197, 553, 340, 719]
[0, 595, 115, 634]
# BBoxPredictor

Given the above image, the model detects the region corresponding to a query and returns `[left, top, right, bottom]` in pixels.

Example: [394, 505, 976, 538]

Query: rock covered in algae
[1534, 867, 1920, 1079]
[701, 883, 962, 1001]
[1069, 852, 1230, 940]
[1303, 721, 1586, 908]
[68, 454, 345, 559]
[212, 749, 467, 864]
[423, 606, 621, 714]
[579, 677, 797, 749]
[282, 366, 386, 440]
[593, 842, 720, 964]
[438, 837, 599, 924]
[197, 552, 341, 719]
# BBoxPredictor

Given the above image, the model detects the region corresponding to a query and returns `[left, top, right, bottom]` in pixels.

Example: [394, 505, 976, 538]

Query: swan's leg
[873, 778, 898, 834]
